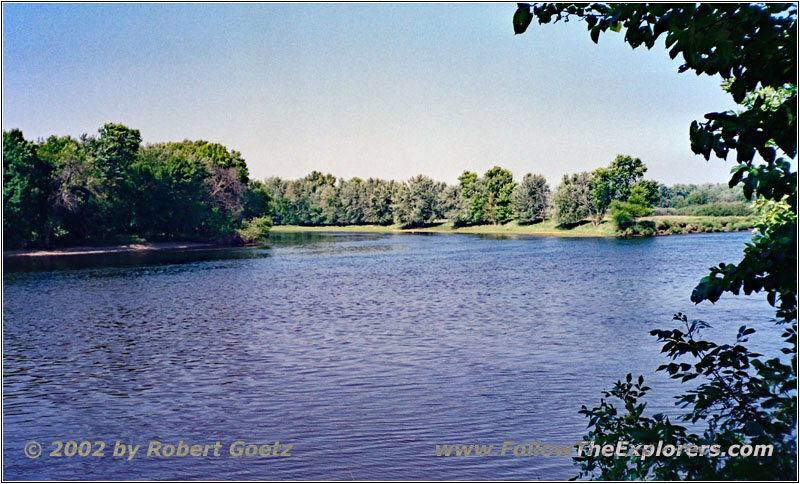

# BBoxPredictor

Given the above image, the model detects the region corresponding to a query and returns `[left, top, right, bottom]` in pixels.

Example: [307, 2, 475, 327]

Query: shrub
[236, 216, 272, 244]
[610, 201, 653, 230]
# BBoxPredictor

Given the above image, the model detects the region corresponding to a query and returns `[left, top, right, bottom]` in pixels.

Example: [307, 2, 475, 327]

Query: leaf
[513, 4, 533, 35]
[610, 21, 622, 32]
[590, 26, 601, 43]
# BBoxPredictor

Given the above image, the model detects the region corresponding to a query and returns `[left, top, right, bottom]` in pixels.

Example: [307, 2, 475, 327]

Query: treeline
[3, 123, 752, 248]
[264, 154, 751, 230]
[263, 168, 551, 228]
[265, 156, 661, 231]
[3, 124, 272, 248]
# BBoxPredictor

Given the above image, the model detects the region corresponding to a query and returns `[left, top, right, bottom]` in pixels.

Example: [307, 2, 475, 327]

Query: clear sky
[3, 3, 740, 186]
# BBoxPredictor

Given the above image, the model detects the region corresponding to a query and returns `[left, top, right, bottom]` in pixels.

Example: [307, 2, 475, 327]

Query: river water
[2, 231, 781, 480]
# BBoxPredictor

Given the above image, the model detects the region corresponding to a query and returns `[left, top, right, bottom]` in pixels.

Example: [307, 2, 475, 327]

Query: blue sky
[3, 3, 739, 185]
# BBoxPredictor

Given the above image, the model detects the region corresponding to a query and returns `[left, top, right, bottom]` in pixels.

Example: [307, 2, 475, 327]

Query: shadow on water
[3, 232, 389, 273]
[3, 247, 271, 273]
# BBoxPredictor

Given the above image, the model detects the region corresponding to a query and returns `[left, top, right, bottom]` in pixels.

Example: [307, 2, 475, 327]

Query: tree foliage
[513, 173, 550, 224]
[2, 124, 269, 247]
[589, 155, 650, 226]
[484, 166, 517, 224]
[552, 172, 591, 225]
[3, 130, 51, 247]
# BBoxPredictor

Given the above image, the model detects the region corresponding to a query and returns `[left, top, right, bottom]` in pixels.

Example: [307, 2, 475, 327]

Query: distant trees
[513, 173, 550, 224]
[657, 183, 747, 208]
[4, 124, 751, 248]
[552, 155, 659, 227]
[454, 167, 520, 226]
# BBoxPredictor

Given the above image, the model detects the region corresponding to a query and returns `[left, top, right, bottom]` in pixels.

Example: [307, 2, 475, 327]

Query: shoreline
[272, 215, 756, 238]
[271, 225, 611, 237]
[3, 241, 218, 258]
[4, 216, 756, 257]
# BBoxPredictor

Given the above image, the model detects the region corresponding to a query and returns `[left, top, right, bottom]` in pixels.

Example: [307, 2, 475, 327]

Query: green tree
[512, 173, 550, 224]
[236, 215, 272, 244]
[37, 135, 98, 243]
[610, 181, 660, 231]
[437, 183, 464, 222]
[242, 179, 273, 220]
[588, 155, 648, 226]
[456, 170, 488, 225]
[484, 166, 516, 224]
[339, 177, 368, 225]
[366, 179, 395, 225]
[552, 172, 592, 225]
[91, 123, 142, 236]
[130, 141, 246, 240]
[3, 130, 51, 247]
[515, 2, 796, 479]
[393, 175, 439, 228]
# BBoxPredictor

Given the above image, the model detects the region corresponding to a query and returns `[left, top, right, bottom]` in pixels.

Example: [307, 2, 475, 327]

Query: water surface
[3, 232, 781, 480]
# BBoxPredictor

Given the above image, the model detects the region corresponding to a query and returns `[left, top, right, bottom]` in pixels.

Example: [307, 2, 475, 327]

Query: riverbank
[271, 220, 614, 237]
[3, 216, 757, 258]
[271, 215, 756, 237]
[3, 241, 217, 258]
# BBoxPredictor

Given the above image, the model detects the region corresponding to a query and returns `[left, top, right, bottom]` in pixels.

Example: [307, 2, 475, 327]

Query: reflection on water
[3, 232, 780, 480]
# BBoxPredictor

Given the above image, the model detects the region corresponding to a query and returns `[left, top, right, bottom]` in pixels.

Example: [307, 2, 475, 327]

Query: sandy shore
[4, 241, 217, 258]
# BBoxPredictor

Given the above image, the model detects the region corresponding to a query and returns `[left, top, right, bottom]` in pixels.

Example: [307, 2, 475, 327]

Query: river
[2, 231, 781, 480]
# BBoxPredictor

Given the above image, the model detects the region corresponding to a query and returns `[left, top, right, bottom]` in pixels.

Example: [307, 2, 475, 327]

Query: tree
[552, 172, 592, 225]
[610, 181, 660, 231]
[339, 177, 368, 225]
[366, 179, 395, 225]
[3, 130, 51, 247]
[37, 135, 98, 243]
[587, 167, 614, 226]
[131, 141, 247, 240]
[456, 170, 488, 225]
[437, 183, 464, 222]
[242, 179, 273, 220]
[236, 216, 272, 244]
[484, 166, 516, 224]
[514, 2, 796, 479]
[393, 175, 439, 228]
[91, 123, 142, 236]
[512, 173, 550, 224]
[588, 155, 648, 226]
[263, 176, 291, 225]
[632, 180, 661, 207]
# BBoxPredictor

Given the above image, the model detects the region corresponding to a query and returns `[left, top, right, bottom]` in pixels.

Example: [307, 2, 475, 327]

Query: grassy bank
[271, 215, 757, 237]
[633, 215, 758, 236]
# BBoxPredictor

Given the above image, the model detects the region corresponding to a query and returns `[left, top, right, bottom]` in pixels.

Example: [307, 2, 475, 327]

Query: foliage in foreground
[514, 2, 797, 479]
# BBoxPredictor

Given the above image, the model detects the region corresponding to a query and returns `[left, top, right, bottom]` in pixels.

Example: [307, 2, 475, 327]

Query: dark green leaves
[513, 3, 533, 34]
